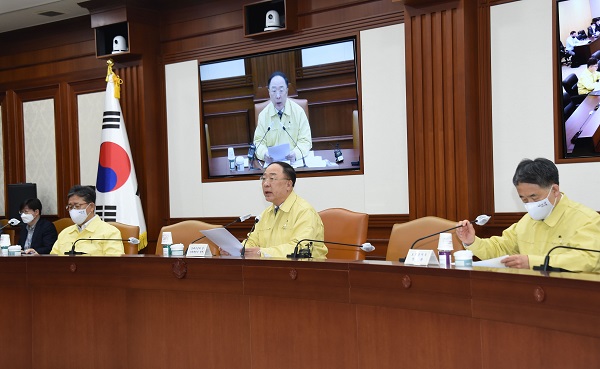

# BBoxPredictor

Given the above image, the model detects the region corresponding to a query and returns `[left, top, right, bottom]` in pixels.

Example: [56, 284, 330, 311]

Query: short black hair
[267, 71, 289, 88]
[512, 158, 559, 188]
[67, 185, 96, 204]
[588, 57, 599, 67]
[20, 198, 42, 214]
[570, 30, 576, 35]
[271, 161, 296, 187]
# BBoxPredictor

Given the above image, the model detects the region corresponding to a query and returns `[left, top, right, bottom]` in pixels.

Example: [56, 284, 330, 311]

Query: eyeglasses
[269, 87, 287, 94]
[260, 176, 290, 183]
[66, 203, 88, 211]
[18, 209, 33, 215]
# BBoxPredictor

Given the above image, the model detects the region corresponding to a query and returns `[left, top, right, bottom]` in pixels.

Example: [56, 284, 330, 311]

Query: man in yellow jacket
[457, 158, 600, 272]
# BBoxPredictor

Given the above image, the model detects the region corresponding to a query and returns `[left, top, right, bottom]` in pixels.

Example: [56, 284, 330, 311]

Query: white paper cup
[170, 244, 184, 256]
[8, 245, 22, 256]
[454, 250, 473, 267]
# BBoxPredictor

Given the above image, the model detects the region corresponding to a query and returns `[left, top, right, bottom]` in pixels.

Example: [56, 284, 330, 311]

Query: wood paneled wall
[0, 0, 524, 255]
[403, 0, 494, 222]
[0, 1, 410, 253]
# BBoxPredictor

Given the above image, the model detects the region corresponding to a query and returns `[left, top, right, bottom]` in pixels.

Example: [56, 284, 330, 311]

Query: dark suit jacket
[18, 218, 58, 254]
[589, 25, 599, 38]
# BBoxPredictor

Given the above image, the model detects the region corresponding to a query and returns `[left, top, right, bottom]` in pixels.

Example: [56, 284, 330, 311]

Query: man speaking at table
[223, 162, 326, 258]
[253, 71, 312, 164]
[456, 158, 600, 272]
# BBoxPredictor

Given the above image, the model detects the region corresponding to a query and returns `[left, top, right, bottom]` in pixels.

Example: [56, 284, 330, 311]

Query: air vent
[38, 11, 64, 17]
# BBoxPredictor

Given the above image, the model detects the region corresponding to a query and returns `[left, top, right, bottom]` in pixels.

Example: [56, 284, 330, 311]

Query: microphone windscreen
[239, 214, 253, 222]
[474, 215, 491, 226]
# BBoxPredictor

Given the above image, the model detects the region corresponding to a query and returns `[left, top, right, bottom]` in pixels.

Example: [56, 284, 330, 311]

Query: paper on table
[472, 255, 509, 268]
[267, 143, 290, 162]
[200, 228, 243, 257]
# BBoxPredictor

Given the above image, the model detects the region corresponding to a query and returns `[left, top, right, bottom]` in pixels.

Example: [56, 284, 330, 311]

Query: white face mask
[523, 188, 556, 221]
[21, 213, 35, 224]
[69, 204, 91, 225]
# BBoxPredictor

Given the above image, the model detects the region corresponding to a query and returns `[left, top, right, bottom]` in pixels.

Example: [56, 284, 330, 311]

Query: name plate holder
[403, 249, 439, 266]
[186, 244, 212, 257]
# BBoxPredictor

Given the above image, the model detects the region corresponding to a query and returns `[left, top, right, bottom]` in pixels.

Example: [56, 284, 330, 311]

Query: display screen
[558, 0, 600, 158]
[198, 38, 362, 178]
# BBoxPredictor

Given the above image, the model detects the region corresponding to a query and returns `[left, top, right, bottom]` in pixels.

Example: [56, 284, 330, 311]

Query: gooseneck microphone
[398, 215, 491, 262]
[251, 126, 271, 168]
[66, 237, 140, 256]
[532, 245, 600, 272]
[287, 238, 375, 259]
[571, 103, 600, 144]
[0, 218, 20, 233]
[281, 123, 307, 168]
[190, 214, 253, 244]
[241, 216, 260, 257]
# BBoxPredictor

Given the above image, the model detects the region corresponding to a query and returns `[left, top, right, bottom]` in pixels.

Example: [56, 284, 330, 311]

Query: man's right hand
[455, 220, 475, 246]
[263, 154, 273, 164]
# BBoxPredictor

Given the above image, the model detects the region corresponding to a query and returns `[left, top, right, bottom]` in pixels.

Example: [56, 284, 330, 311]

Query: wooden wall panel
[403, 0, 493, 222]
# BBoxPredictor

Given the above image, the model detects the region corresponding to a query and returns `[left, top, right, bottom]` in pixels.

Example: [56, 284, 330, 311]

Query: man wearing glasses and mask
[223, 162, 326, 258]
[49, 185, 124, 256]
[18, 198, 57, 254]
[456, 158, 600, 272]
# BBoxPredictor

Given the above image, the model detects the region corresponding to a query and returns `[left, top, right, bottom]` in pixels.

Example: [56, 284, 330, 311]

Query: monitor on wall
[198, 38, 362, 179]
[557, 0, 600, 159]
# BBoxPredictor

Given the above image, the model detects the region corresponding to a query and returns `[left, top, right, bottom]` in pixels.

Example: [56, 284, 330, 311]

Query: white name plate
[403, 249, 439, 266]
[186, 244, 212, 257]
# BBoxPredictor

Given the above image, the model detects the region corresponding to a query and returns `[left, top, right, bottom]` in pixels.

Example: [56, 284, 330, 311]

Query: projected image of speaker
[7, 183, 37, 219]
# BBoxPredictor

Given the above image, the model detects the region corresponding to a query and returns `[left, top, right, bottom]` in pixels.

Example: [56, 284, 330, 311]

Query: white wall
[165, 24, 409, 218]
[491, 0, 600, 212]
[558, 0, 592, 45]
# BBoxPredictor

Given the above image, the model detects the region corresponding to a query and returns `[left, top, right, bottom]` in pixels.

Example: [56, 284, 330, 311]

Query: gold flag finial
[105, 59, 123, 99]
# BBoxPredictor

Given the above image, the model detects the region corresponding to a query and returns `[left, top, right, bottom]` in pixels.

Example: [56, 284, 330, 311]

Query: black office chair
[562, 73, 587, 105]
[592, 50, 600, 60]
[559, 41, 571, 66]
[563, 90, 576, 121]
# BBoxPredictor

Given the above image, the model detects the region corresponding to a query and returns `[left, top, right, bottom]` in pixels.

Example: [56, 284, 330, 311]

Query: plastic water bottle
[228, 147, 235, 170]
[161, 231, 173, 257]
[437, 232, 453, 268]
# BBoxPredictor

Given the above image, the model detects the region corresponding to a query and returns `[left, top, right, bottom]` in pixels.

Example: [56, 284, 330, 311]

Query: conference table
[572, 36, 600, 67]
[2, 255, 599, 369]
[208, 148, 360, 177]
[564, 94, 600, 154]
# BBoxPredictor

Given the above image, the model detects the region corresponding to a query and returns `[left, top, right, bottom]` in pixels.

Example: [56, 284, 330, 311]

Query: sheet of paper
[303, 155, 326, 168]
[200, 228, 243, 257]
[472, 255, 509, 268]
[267, 143, 290, 162]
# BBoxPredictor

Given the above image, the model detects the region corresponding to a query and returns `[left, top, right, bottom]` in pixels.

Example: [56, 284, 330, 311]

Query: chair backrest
[53, 217, 74, 235]
[155, 220, 221, 256]
[254, 97, 309, 127]
[385, 216, 463, 262]
[318, 208, 369, 260]
[563, 90, 576, 120]
[562, 73, 579, 97]
[108, 222, 140, 255]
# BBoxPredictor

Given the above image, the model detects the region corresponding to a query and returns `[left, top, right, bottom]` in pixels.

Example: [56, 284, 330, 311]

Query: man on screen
[221, 162, 326, 258]
[577, 57, 600, 95]
[456, 158, 600, 272]
[253, 71, 312, 164]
